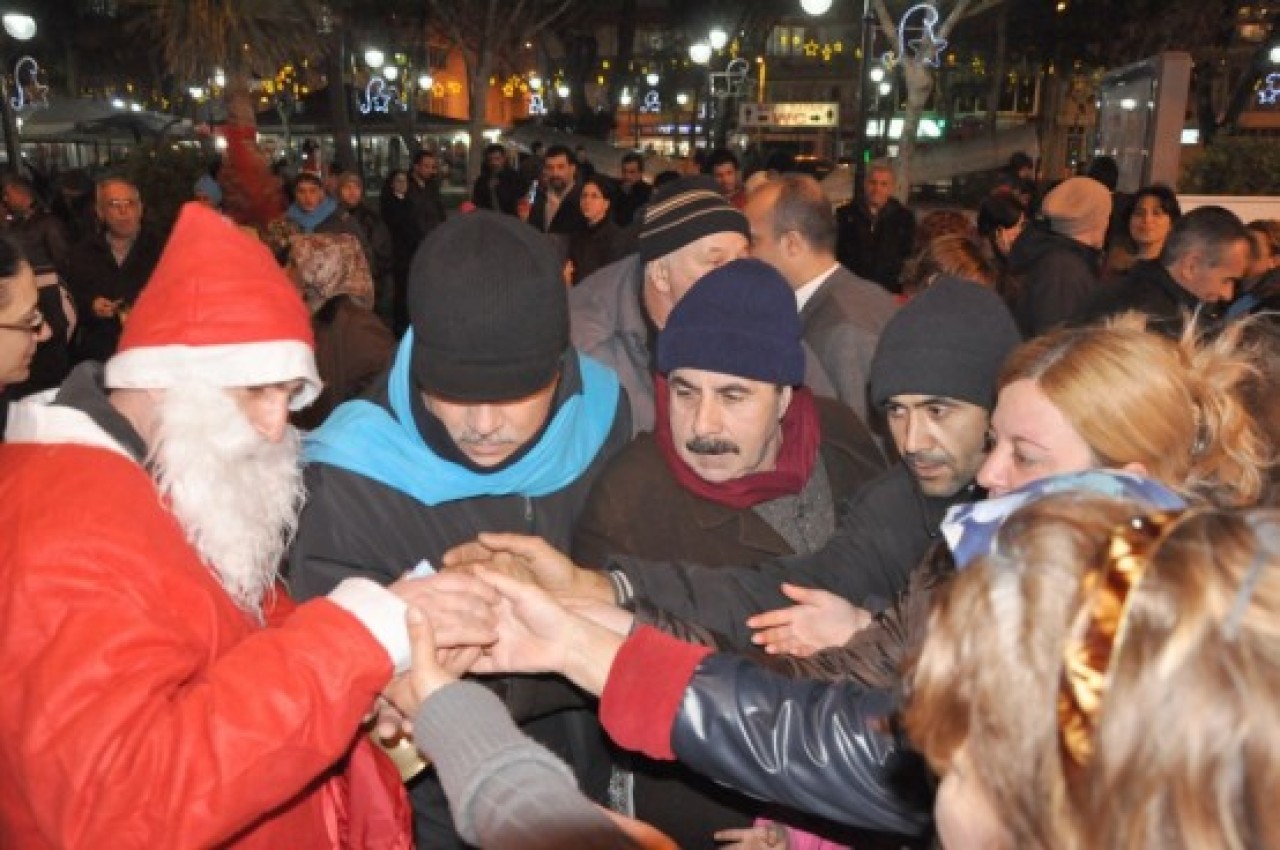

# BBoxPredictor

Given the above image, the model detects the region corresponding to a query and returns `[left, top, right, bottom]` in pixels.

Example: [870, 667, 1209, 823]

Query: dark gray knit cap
[637, 175, 749, 262]
[409, 210, 568, 401]
[868, 276, 1022, 409]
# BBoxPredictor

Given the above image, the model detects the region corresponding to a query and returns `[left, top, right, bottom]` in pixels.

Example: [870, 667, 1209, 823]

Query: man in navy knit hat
[571, 257, 885, 849]
[289, 210, 631, 848]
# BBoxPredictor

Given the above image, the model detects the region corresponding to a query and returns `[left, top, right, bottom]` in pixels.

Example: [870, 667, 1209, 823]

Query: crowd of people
[0, 138, 1278, 850]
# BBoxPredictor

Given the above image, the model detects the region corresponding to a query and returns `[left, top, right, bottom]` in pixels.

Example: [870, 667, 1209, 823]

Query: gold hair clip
[1057, 510, 1182, 771]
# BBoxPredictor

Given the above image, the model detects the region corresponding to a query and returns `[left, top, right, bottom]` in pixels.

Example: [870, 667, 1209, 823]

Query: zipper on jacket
[523, 496, 534, 531]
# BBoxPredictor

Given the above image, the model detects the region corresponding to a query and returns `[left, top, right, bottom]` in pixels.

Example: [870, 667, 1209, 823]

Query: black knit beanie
[657, 258, 805, 385]
[868, 276, 1022, 409]
[408, 210, 569, 401]
[637, 175, 749, 262]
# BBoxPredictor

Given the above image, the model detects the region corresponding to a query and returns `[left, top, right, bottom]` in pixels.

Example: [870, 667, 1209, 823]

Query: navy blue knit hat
[657, 258, 804, 385]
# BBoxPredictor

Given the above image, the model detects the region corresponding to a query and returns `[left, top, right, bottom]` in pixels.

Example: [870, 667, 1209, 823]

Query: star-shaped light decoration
[897, 3, 950, 68]
[1259, 73, 1280, 107]
[909, 28, 948, 67]
[804, 40, 820, 58]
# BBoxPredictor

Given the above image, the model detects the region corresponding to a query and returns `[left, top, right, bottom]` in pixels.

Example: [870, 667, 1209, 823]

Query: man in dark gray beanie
[289, 210, 632, 848]
[569, 175, 832, 435]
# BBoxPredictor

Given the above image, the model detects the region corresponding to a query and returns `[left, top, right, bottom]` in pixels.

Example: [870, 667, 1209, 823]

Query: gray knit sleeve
[413, 680, 631, 849]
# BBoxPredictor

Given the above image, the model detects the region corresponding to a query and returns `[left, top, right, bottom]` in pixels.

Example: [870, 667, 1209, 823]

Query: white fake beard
[149, 382, 305, 618]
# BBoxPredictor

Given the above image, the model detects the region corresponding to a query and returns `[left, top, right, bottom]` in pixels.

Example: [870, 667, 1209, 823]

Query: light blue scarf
[304, 331, 620, 506]
[286, 195, 339, 232]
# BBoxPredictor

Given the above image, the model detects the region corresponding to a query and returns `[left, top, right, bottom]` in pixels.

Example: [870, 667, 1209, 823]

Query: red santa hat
[104, 202, 321, 409]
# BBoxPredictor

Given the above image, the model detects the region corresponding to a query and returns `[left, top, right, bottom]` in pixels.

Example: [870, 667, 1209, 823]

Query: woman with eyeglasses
[908, 490, 1280, 849]
[0, 238, 51, 437]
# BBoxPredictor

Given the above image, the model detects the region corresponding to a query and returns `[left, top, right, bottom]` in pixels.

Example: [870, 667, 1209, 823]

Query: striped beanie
[637, 175, 749, 262]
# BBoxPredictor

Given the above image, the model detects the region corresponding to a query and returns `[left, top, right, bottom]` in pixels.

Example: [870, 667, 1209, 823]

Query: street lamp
[418, 73, 433, 90]
[709, 28, 729, 51]
[364, 48, 385, 69]
[1, 12, 33, 40]
[382, 65, 399, 81]
[799, 0, 876, 197]
[800, 0, 834, 15]
[1, 9, 35, 173]
[689, 42, 712, 66]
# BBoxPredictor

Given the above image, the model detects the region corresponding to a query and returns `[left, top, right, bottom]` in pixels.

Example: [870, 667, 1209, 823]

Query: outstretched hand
[745, 583, 872, 657]
[714, 822, 790, 849]
[443, 533, 614, 602]
[387, 571, 499, 650]
[471, 568, 625, 696]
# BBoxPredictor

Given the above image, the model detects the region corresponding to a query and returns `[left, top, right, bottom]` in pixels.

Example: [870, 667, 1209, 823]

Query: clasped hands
[371, 533, 874, 738]
[371, 538, 629, 740]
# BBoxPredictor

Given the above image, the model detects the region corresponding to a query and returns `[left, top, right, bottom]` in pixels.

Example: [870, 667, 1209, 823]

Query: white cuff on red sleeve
[327, 577, 411, 673]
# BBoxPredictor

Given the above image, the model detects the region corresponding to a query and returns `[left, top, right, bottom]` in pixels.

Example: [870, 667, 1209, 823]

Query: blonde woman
[749, 313, 1271, 658]
[978, 312, 1267, 508]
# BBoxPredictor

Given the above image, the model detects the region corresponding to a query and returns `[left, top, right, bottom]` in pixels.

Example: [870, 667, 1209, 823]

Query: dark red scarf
[653, 374, 822, 510]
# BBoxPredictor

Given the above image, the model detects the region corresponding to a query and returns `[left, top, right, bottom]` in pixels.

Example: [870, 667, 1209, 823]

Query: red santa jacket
[0, 442, 411, 849]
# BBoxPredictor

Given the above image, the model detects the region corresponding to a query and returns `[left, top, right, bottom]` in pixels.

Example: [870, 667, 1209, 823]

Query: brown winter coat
[572, 396, 886, 569]
[292, 297, 395, 431]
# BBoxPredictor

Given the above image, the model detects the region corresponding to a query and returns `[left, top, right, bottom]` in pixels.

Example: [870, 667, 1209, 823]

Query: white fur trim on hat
[104, 340, 322, 410]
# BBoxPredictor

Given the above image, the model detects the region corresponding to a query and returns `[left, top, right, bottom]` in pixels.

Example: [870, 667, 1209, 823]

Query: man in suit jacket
[528, 144, 588, 236]
[745, 173, 897, 422]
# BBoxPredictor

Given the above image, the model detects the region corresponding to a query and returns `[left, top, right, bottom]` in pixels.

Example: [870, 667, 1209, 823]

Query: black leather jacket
[669, 652, 934, 839]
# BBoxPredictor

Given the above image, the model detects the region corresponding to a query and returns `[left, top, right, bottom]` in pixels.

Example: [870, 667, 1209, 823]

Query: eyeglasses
[1057, 509, 1182, 773]
[103, 198, 139, 211]
[0, 308, 45, 334]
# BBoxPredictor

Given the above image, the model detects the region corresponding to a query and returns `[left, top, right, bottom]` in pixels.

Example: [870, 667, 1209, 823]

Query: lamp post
[801, 0, 875, 201]
[1, 10, 36, 174]
[690, 39, 713, 153]
[619, 88, 640, 149]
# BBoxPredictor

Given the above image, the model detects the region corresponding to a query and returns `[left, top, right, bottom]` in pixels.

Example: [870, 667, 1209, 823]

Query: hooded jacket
[1077, 258, 1217, 334]
[1007, 223, 1102, 336]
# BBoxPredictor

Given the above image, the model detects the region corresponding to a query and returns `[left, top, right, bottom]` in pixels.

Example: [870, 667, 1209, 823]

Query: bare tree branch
[938, 0, 976, 38]
[873, 0, 899, 53]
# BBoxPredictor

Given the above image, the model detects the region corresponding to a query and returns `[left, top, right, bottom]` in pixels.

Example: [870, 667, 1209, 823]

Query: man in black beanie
[288, 210, 632, 848]
[447, 276, 1021, 656]
[569, 175, 833, 435]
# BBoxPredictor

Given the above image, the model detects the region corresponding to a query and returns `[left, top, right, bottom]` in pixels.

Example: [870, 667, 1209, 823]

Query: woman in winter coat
[565, 175, 629, 286]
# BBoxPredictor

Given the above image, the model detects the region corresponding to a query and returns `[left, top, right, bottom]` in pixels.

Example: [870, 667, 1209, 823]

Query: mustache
[905, 451, 950, 467]
[456, 434, 519, 448]
[686, 437, 740, 456]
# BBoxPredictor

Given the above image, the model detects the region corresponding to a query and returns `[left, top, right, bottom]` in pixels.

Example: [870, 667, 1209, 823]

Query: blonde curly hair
[907, 495, 1280, 850]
